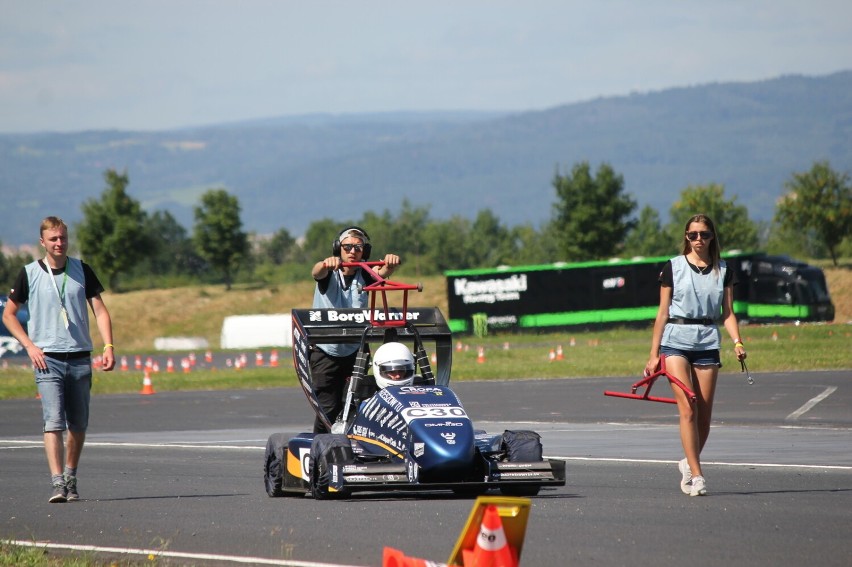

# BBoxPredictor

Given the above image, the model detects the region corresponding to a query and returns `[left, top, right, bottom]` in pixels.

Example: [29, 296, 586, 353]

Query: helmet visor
[378, 360, 415, 381]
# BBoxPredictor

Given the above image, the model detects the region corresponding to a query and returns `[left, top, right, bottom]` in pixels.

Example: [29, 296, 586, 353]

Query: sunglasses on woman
[686, 231, 714, 241]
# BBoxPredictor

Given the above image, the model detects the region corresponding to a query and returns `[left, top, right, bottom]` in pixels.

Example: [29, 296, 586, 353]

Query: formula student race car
[263, 262, 566, 499]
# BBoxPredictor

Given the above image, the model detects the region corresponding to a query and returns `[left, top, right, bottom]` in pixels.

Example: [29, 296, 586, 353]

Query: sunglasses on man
[341, 243, 365, 253]
[686, 231, 714, 241]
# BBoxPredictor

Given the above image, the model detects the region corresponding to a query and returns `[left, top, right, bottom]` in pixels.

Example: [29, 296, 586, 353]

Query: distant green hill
[1, 71, 850, 247]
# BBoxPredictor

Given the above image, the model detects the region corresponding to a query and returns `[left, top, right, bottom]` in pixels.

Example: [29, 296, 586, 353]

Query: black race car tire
[310, 434, 353, 500]
[499, 429, 543, 497]
[264, 432, 289, 497]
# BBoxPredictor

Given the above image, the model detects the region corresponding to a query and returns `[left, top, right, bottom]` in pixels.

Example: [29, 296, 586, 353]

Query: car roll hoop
[342, 261, 423, 328]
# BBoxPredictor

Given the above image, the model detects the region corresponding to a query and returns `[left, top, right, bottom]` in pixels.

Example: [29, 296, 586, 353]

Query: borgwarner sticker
[309, 309, 422, 323]
[401, 406, 467, 424]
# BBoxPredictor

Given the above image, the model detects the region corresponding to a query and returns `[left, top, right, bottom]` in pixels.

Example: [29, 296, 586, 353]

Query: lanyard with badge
[45, 261, 70, 330]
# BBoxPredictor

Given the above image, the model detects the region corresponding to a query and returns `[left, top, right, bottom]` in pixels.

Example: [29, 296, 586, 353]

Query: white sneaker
[678, 458, 692, 495]
[690, 475, 707, 496]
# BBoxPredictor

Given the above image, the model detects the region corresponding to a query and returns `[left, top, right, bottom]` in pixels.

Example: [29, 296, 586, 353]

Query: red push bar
[342, 261, 422, 328]
[604, 354, 696, 404]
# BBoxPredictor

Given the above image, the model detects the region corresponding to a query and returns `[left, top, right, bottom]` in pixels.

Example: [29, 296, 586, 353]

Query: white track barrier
[220, 314, 293, 349]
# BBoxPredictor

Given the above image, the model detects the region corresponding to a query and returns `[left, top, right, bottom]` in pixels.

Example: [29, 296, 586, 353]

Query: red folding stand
[604, 354, 696, 404]
[342, 261, 422, 328]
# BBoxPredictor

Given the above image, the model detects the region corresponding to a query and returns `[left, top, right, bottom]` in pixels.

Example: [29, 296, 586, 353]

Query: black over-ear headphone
[332, 226, 372, 260]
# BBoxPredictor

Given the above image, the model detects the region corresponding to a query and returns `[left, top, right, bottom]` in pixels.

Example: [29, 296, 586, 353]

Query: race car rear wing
[291, 306, 454, 385]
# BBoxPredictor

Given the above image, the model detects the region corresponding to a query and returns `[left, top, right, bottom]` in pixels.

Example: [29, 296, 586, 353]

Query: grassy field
[1, 265, 849, 400]
[90, 265, 852, 352]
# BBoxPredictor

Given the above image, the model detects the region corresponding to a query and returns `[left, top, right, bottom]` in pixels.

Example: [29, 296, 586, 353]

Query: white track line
[5, 540, 369, 567]
[4, 440, 848, 469]
[0, 440, 262, 450]
[786, 386, 838, 421]
[552, 456, 852, 471]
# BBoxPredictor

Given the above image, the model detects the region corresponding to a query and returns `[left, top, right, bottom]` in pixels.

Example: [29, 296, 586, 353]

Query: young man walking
[2, 216, 115, 502]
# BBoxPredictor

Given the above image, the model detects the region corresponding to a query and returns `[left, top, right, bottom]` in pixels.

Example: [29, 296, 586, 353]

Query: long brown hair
[680, 214, 721, 272]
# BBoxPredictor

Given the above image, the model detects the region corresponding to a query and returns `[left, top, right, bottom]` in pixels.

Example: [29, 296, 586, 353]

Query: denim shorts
[660, 345, 721, 367]
[35, 357, 92, 432]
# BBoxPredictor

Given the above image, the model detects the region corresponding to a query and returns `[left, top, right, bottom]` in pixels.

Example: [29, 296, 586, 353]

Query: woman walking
[646, 214, 747, 496]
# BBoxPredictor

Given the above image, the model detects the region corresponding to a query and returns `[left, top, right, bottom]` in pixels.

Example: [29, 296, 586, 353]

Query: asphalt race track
[2, 369, 850, 567]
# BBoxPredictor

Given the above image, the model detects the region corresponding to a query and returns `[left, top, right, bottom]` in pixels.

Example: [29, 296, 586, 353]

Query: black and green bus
[444, 252, 835, 334]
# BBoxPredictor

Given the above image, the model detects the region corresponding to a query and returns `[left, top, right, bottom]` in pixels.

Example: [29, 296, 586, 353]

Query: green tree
[259, 228, 297, 266]
[138, 210, 205, 279]
[362, 200, 432, 275]
[511, 222, 560, 265]
[465, 209, 516, 268]
[422, 215, 475, 272]
[77, 169, 150, 291]
[775, 161, 852, 265]
[622, 206, 676, 258]
[667, 184, 759, 252]
[357, 210, 395, 258]
[192, 189, 248, 290]
[551, 162, 637, 261]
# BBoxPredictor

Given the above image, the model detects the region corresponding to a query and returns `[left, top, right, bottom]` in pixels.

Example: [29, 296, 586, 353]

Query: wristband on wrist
[734, 340, 744, 348]
[103, 343, 114, 351]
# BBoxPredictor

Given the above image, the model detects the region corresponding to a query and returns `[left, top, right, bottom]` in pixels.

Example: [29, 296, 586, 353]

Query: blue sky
[1, 0, 850, 133]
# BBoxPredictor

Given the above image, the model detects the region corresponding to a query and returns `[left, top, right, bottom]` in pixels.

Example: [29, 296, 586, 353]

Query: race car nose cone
[408, 419, 476, 481]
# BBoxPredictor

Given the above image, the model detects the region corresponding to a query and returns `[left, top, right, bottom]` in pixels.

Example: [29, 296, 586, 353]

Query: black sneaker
[49, 483, 67, 503]
[65, 476, 79, 501]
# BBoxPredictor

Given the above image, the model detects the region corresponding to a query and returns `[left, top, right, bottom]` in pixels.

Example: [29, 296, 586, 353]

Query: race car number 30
[400, 406, 467, 423]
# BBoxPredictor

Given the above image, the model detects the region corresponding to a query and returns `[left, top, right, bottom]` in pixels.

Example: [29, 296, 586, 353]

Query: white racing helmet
[372, 342, 416, 389]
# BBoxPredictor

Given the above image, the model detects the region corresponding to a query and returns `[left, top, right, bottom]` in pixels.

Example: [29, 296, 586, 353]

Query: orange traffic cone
[477, 347, 486, 364]
[556, 345, 564, 360]
[269, 350, 279, 367]
[382, 546, 446, 567]
[462, 504, 518, 567]
[383, 547, 406, 567]
[140, 370, 155, 395]
[120, 355, 129, 371]
[166, 358, 175, 373]
[255, 351, 264, 366]
[548, 349, 555, 362]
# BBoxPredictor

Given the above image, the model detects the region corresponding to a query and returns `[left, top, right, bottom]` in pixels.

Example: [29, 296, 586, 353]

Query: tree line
[1, 160, 849, 293]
